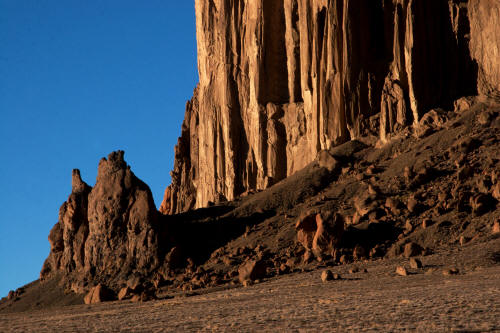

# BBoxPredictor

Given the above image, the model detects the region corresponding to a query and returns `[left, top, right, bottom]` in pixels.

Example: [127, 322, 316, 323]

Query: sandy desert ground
[2, 237, 499, 332]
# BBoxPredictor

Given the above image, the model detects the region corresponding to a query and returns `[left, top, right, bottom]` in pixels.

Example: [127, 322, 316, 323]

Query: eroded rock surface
[296, 210, 345, 259]
[41, 170, 91, 279]
[164, 0, 500, 214]
[41, 151, 161, 293]
[84, 151, 160, 282]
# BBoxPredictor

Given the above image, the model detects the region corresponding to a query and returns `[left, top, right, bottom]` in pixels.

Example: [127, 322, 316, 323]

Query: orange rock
[118, 287, 132, 301]
[317, 150, 339, 173]
[238, 260, 267, 284]
[410, 258, 423, 269]
[312, 212, 345, 257]
[492, 183, 500, 201]
[295, 212, 317, 251]
[159, 185, 172, 215]
[41, 151, 160, 293]
[396, 266, 408, 276]
[493, 220, 500, 234]
[167, 0, 500, 213]
[321, 270, 333, 282]
[404, 242, 423, 258]
[84, 284, 114, 305]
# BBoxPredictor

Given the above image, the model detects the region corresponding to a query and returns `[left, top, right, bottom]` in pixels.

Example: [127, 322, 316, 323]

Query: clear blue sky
[0, 1, 198, 297]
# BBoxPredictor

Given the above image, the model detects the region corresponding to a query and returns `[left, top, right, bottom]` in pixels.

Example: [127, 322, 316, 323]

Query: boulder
[238, 260, 267, 284]
[454, 97, 475, 113]
[321, 270, 334, 282]
[312, 212, 345, 257]
[295, 212, 318, 251]
[404, 220, 413, 233]
[443, 268, 459, 276]
[492, 183, 500, 201]
[422, 219, 433, 229]
[470, 194, 495, 216]
[349, 267, 360, 274]
[118, 287, 132, 301]
[84, 284, 114, 304]
[130, 292, 152, 303]
[396, 266, 408, 276]
[493, 220, 500, 235]
[409, 258, 423, 269]
[415, 109, 446, 138]
[353, 192, 379, 218]
[407, 197, 419, 214]
[404, 242, 423, 258]
[385, 198, 401, 215]
[317, 150, 340, 173]
[353, 245, 366, 261]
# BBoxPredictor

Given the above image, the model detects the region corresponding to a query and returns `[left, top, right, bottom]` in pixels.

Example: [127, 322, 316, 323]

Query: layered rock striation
[164, 0, 500, 214]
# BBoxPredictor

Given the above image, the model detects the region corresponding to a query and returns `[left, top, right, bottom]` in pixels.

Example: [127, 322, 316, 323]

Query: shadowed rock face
[84, 151, 159, 281]
[41, 170, 91, 279]
[164, 0, 500, 214]
[41, 151, 160, 290]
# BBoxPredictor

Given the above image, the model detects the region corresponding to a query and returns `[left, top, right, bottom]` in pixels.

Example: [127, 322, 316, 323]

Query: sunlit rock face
[468, 0, 500, 98]
[162, 0, 499, 214]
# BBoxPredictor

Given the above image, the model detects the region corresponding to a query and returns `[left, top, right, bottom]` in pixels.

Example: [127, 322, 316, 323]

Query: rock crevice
[164, 0, 500, 214]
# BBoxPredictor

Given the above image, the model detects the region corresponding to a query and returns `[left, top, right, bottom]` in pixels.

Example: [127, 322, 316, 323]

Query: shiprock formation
[164, 0, 500, 213]
[1, 0, 499, 310]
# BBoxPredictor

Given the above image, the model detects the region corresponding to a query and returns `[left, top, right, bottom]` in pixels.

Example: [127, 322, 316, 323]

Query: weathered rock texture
[468, 0, 500, 98]
[164, 0, 500, 214]
[41, 151, 161, 290]
[41, 170, 91, 278]
[295, 210, 345, 258]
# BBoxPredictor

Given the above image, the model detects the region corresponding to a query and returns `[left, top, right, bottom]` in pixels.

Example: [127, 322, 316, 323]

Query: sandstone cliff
[34, 0, 500, 304]
[164, 0, 500, 214]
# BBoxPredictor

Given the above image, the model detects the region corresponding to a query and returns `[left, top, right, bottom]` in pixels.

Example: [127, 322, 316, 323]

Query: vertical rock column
[40, 170, 91, 279]
[84, 151, 159, 280]
[42, 151, 162, 290]
[165, 0, 497, 214]
[468, 0, 500, 98]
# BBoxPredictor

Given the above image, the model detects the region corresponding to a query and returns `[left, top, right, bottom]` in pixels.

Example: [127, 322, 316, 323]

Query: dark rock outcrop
[41, 170, 91, 278]
[84, 151, 160, 282]
[83, 284, 114, 304]
[41, 151, 161, 292]
[238, 259, 267, 284]
[296, 210, 345, 259]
